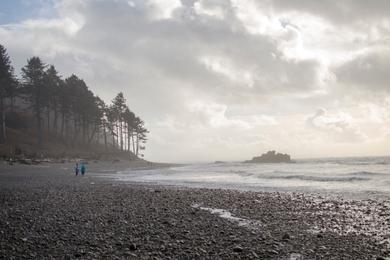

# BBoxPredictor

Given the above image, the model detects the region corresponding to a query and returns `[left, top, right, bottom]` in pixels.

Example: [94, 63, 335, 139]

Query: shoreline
[0, 163, 389, 259]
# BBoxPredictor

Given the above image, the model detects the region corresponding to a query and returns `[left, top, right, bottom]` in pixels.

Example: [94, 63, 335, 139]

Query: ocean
[99, 156, 390, 200]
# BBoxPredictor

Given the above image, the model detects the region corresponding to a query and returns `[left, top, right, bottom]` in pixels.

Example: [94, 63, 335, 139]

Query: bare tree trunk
[36, 109, 42, 147]
[131, 131, 135, 154]
[53, 101, 58, 134]
[0, 97, 6, 144]
[103, 123, 107, 150]
[111, 123, 116, 149]
[47, 107, 50, 133]
[136, 133, 139, 156]
[127, 126, 130, 152]
[82, 117, 86, 144]
[87, 125, 97, 145]
[10, 96, 14, 112]
[61, 112, 65, 138]
[96, 126, 100, 145]
[72, 117, 80, 146]
[120, 120, 123, 151]
[115, 122, 119, 149]
[64, 115, 69, 146]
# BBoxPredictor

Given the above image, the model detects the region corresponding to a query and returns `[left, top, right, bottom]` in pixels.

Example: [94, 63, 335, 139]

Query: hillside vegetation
[0, 44, 147, 161]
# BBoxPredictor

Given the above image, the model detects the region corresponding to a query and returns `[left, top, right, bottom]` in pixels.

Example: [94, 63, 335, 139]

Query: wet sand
[0, 162, 389, 259]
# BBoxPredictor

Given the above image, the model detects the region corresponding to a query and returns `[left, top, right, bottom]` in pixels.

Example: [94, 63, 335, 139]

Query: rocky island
[244, 150, 292, 163]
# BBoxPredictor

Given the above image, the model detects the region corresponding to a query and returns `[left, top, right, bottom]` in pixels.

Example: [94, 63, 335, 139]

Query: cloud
[334, 50, 390, 92]
[270, 0, 390, 24]
[147, 0, 182, 20]
[1, 0, 390, 161]
[306, 108, 367, 143]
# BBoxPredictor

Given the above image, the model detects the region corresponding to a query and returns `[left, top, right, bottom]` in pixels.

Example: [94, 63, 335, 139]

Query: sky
[1, 0, 390, 163]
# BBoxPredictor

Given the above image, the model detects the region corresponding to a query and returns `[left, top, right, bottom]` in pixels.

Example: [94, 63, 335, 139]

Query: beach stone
[129, 243, 137, 251]
[289, 253, 304, 260]
[266, 250, 278, 255]
[0, 164, 389, 260]
[74, 252, 82, 258]
[233, 246, 243, 252]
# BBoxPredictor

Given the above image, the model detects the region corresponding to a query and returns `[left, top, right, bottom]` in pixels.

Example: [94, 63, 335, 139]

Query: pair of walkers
[75, 163, 86, 176]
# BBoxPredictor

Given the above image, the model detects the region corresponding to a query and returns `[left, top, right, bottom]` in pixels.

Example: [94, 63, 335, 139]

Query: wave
[295, 157, 390, 165]
[348, 171, 388, 177]
[257, 174, 368, 182]
[230, 170, 253, 177]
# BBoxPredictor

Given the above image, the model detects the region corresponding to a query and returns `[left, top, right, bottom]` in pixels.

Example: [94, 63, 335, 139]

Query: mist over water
[100, 157, 390, 200]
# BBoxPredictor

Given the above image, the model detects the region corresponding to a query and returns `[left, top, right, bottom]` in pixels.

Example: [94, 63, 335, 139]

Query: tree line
[0, 44, 148, 157]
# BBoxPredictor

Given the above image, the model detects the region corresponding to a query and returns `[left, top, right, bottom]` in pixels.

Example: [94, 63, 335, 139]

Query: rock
[233, 246, 243, 252]
[129, 243, 137, 251]
[282, 233, 290, 240]
[266, 250, 278, 255]
[74, 252, 82, 258]
[289, 253, 304, 260]
[244, 151, 292, 163]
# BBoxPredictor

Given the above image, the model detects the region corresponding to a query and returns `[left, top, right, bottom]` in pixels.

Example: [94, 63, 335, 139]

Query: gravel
[0, 162, 389, 259]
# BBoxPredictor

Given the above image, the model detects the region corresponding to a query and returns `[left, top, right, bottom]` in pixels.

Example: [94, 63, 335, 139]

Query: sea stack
[244, 150, 292, 163]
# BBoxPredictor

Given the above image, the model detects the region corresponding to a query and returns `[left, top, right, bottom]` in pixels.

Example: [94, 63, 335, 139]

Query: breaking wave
[348, 171, 388, 177]
[258, 174, 368, 182]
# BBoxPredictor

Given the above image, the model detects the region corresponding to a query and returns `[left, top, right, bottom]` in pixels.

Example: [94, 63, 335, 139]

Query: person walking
[80, 163, 86, 176]
[75, 163, 79, 176]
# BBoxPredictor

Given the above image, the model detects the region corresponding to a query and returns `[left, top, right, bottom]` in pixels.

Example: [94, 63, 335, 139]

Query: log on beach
[0, 163, 388, 259]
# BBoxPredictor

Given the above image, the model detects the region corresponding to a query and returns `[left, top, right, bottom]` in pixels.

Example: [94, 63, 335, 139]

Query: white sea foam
[192, 204, 262, 229]
[97, 157, 390, 200]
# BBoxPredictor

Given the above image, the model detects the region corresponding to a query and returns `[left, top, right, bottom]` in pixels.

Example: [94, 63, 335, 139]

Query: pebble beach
[0, 162, 389, 259]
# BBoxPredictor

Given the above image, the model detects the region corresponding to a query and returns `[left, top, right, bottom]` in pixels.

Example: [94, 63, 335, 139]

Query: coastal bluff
[244, 151, 292, 163]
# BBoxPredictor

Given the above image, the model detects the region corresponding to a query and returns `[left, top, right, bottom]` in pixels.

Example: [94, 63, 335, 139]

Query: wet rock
[0, 164, 389, 260]
[282, 233, 290, 240]
[289, 253, 304, 260]
[266, 250, 278, 255]
[129, 243, 137, 251]
[74, 252, 82, 258]
[233, 246, 243, 252]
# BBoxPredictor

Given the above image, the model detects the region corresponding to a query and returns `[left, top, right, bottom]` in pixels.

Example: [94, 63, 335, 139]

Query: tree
[133, 116, 148, 156]
[44, 65, 62, 134]
[58, 78, 71, 142]
[0, 44, 148, 158]
[21, 57, 46, 146]
[95, 96, 108, 149]
[123, 107, 136, 152]
[112, 92, 126, 151]
[0, 45, 17, 144]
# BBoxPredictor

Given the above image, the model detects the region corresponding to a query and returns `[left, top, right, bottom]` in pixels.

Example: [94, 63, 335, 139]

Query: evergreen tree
[112, 92, 126, 151]
[0, 44, 16, 144]
[0, 44, 148, 159]
[21, 57, 46, 146]
[44, 65, 62, 134]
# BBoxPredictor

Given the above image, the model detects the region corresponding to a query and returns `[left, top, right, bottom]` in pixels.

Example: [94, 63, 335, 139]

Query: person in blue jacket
[80, 163, 86, 176]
